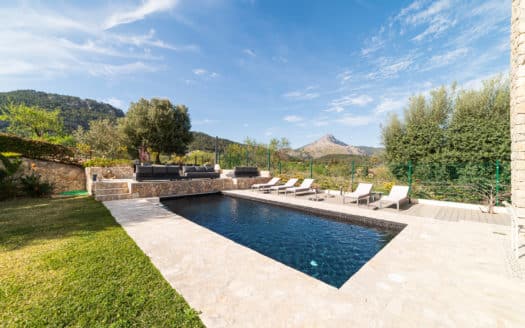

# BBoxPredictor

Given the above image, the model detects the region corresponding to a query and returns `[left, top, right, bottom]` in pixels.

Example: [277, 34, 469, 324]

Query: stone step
[95, 193, 135, 202]
[94, 188, 129, 196]
[93, 181, 129, 190]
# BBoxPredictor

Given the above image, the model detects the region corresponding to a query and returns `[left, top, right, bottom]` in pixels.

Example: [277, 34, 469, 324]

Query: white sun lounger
[267, 178, 299, 193]
[379, 185, 409, 210]
[285, 178, 315, 196]
[343, 183, 373, 206]
[251, 177, 280, 191]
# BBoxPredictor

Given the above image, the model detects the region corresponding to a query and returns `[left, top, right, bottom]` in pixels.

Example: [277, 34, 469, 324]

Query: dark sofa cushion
[153, 166, 167, 175]
[196, 166, 207, 172]
[166, 166, 180, 174]
[183, 166, 196, 173]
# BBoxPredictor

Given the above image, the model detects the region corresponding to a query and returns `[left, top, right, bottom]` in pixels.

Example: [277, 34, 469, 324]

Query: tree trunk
[154, 152, 161, 164]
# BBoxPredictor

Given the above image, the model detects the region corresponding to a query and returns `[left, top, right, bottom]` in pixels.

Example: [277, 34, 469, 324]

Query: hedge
[0, 133, 78, 165]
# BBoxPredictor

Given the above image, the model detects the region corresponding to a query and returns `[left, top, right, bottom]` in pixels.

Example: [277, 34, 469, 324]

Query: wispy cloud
[104, 0, 179, 30]
[427, 47, 468, 69]
[325, 94, 373, 113]
[104, 97, 124, 109]
[283, 115, 304, 123]
[192, 68, 219, 79]
[243, 49, 256, 57]
[338, 114, 375, 127]
[0, 3, 194, 79]
[374, 98, 406, 114]
[88, 61, 159, 77]
[337, 70, 352, 84]
[283, 86, 320, 100]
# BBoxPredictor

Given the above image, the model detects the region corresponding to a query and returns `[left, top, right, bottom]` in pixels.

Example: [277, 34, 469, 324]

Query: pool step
[93, 181, 132, 201]
[93, 181, 129, 191]
[94, 187, 129, 196]
[95, 193, 136, 202]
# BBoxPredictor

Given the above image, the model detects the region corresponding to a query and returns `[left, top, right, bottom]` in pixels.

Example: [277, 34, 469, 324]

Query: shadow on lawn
[0, 196, 118, 251]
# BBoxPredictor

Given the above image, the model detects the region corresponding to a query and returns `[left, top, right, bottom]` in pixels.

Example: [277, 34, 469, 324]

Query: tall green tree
[120, 98, 193, 163]
[74, 119, 127, 159]
[0, 103, 63, 138]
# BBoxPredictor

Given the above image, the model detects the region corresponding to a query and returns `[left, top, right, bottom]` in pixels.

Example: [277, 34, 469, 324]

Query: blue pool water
[161, 194, 400, 288]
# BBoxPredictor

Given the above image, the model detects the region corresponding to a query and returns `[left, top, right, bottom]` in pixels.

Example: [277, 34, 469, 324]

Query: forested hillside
[0, 90, 125, 133]
[188, 131, 240, 152]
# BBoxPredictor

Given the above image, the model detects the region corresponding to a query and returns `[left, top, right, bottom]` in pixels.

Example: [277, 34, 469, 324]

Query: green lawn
[0, 196, 204, 327]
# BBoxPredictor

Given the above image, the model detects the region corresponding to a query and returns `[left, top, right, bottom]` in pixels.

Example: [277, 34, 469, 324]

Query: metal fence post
[351, 160, 355, 191]
[309, 159, 313, 179]
[408, 161, 413, 200]
[496, 160, 500, 206]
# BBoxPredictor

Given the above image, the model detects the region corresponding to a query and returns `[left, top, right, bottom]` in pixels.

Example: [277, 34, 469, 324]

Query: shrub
[82, 158, 132, 168]
[0, 154, 21, 200]
[19, 172, 54, 197]
[0, 133, 77, 164]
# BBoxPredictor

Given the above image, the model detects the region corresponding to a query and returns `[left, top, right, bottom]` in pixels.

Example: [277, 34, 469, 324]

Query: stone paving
[104, 191, 525, 327]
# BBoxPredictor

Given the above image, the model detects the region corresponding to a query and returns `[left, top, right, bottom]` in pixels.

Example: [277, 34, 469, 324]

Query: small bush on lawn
[19, 172, 54, 197]
[0, 153, 21, 200]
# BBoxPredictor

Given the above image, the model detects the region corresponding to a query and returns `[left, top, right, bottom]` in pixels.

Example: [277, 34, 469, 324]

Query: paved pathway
[104, 192, 525, 327]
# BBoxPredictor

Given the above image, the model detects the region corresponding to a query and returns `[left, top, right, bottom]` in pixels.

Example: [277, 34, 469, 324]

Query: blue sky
[0, 0, 510, 148]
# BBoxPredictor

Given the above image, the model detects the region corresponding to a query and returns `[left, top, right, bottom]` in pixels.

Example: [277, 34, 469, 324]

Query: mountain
[295, 134, 382, 158]
[188, 131, 240, 152]
[0, 90, 125, 133]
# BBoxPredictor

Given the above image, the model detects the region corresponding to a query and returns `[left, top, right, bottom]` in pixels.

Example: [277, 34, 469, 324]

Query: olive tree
[120, 98, 193, 163]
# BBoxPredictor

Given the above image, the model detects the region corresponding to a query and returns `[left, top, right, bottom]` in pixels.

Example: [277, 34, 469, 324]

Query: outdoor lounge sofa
[182, 165, 220, 179]
[342, 183, 373, 206]
[284, 178, 315, 196]
[379, 185, 410, 210]
[267, 178, 299, 193]
[251, 177, 280, 191]
[135, 165, 183, 181]
[233, 166, 260, 178]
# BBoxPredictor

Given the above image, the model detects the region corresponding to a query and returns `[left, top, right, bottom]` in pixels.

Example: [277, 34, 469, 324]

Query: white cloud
[193, 68, 207, 75]
[361, 34, 385, 56]
[243, 49, 256, 57]
[411, 16, 456, 42]
[283, 89, 320, 100]
[88, 61, 158, 77]
[0, 4, 192, 79]
[367, 54, 416, 80]
[427, 47, 468, 68]
[324, 94, 373, 113]
[104, 97, 124, 109]
[404, 0, 451, 26]
[192, 68, 219, 79]
[374, 98, 406, 114]
[338, 114, 375, 127]
[337, 70, 352, 84]
[104, 0, 179, 30]
[283, 115, 304, 123]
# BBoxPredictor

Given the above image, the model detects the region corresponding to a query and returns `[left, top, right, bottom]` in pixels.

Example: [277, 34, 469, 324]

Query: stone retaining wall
[19, 158, 85, 193]
[130, 177, 270, 198]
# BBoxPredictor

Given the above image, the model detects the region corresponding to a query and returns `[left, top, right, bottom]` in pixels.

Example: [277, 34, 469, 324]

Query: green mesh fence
[220, 146, 509, 206]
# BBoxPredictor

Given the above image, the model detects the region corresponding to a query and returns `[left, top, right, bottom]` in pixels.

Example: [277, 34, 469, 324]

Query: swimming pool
[161, 194, 401, 288]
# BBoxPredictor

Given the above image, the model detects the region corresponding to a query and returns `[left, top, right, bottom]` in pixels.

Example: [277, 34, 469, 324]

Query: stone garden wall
[129, 176, 270, 198]
[19, 158, 85, 193]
